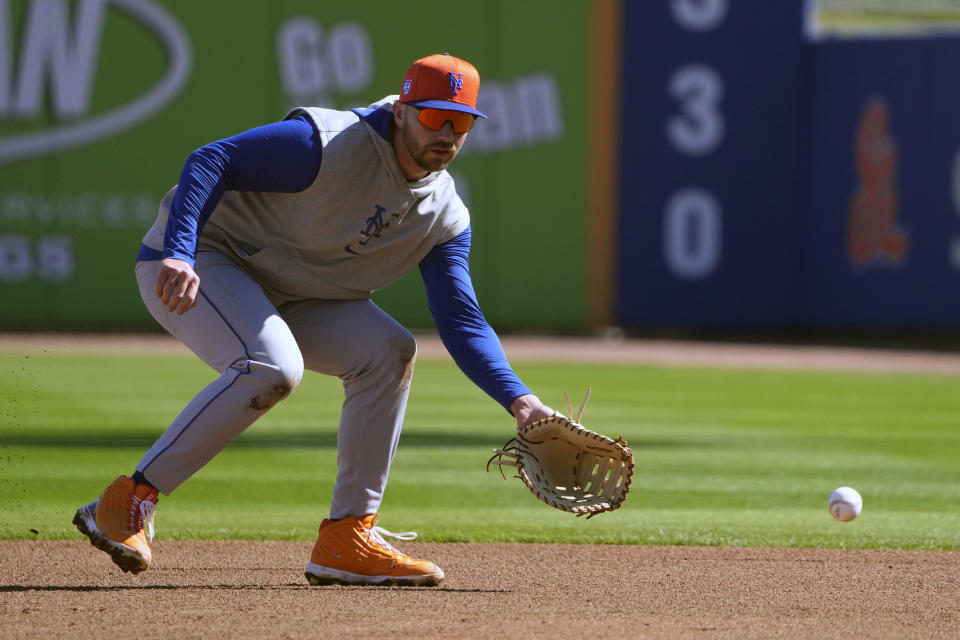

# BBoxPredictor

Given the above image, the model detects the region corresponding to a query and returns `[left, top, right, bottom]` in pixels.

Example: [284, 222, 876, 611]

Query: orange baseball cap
[398, 53, 487, 118]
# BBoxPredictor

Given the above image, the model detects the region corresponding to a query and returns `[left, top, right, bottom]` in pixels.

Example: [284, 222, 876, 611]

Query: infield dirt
[2, 540, 959, 639]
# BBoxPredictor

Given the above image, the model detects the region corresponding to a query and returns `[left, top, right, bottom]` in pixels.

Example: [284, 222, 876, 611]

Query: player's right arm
[155, 115, 324, 314]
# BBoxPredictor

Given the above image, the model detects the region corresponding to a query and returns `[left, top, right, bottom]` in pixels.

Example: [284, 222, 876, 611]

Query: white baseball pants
[134, 250, 416, 519]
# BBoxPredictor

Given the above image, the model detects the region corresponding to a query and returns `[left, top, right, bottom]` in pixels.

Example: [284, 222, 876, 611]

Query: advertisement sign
[0, 0, 590, 330]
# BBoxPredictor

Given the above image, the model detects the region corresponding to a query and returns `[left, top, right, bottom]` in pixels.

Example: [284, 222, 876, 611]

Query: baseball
[828, 486, 863, 522]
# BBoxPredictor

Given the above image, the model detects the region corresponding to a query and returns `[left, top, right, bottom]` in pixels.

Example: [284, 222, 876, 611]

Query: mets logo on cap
[448, 72, 463, 96]
[398, 53, 486, 118]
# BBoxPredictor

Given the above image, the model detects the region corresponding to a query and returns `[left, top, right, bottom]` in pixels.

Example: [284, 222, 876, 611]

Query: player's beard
[401, 123, 459, 174]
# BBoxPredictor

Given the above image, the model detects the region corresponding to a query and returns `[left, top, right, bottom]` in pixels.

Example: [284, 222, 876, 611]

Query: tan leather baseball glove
[487, 389, 634, 518]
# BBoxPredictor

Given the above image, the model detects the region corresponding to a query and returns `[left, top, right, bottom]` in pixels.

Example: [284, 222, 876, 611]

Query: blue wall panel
[618, 3, 960, 329]
[617, 0, 808, 327]
[804, 37, 960, 326]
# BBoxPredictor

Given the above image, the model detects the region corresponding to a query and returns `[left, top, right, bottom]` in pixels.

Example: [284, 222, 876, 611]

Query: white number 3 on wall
[667, 64, 725, 157]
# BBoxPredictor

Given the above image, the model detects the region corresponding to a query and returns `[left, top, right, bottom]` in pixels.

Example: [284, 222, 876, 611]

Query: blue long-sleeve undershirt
[419, 228, 532, 410]
[140, 112, 530, 413]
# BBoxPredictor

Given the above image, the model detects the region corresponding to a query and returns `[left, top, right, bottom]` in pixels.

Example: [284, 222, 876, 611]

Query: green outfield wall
[0, 0, 592, 330]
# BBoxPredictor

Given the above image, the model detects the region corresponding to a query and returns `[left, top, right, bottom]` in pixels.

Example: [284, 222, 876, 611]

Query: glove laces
[487, 388, 593, 479]
[563, 386, 592, 423]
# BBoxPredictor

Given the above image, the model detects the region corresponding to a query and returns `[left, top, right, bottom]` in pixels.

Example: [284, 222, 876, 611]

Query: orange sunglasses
[414, 107, 477, 134]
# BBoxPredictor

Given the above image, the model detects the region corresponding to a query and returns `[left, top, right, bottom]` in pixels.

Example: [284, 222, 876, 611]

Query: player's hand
[155, 258, 200, 315]
[510, 394, 555, 428]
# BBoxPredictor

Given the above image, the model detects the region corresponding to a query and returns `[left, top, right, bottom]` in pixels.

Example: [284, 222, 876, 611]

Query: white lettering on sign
[465, 72, 564, 154]
[6, 0, 105, 119]
[36, 235, 74, 281]
[0, 191, 156, 228]
[277, 18, 325, 98]
[277, 18, 373, 107]
[0, 233, 73, 282]
[0, 0, 192, 163]
[326, 23, 372, 92]
[0, 234, 31, 282]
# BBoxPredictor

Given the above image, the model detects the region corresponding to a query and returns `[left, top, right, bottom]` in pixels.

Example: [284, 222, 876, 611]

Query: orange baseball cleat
[73, 475, 158, 574]
[304, 514, 444, 586]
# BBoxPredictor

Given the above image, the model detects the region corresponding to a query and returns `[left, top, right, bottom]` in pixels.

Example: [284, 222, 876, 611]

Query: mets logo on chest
[847, 98, 908, 268]
[448, 72, 463, 96]
[344, 204, 401, 255]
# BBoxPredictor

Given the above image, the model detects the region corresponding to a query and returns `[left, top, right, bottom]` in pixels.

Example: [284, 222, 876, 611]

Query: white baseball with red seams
[829, 487, 863, 522]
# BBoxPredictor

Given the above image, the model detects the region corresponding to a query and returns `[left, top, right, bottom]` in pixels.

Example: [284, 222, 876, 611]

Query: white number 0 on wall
[663, 188, 722, 280]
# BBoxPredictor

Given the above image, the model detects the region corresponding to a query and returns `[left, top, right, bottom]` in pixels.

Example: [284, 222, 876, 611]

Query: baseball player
[73, 53, 554, 586]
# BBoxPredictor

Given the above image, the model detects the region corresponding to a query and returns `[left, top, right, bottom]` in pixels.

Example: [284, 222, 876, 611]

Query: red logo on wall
[847, 99, 908, 267]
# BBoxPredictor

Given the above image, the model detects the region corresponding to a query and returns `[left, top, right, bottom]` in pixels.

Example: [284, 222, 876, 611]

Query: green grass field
[2, 344, 958, 550]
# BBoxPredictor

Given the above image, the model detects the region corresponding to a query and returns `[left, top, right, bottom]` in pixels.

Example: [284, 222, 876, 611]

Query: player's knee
[276, 354, 305, 392]
[245, 355, 303, 411]
[385, 331, 417, 384]
[249, 370, 300, 411]
[391, 331, 417, 362]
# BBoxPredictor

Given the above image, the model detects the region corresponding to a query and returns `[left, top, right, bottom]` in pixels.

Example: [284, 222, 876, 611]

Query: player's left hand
[490, 388, 634, 518]
[510, 394, 554, 428]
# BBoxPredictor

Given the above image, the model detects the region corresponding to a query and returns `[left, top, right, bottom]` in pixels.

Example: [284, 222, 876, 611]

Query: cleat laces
[131, 495, 157, 542]
[367, 518, 417, 554]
